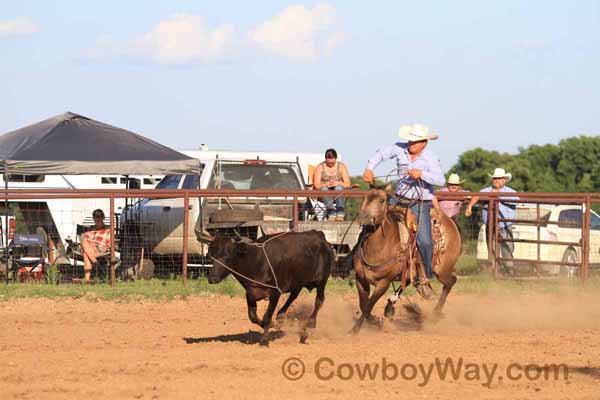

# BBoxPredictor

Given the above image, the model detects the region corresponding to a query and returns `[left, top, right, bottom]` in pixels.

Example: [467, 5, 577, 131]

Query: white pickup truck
[119, 150, 361, 277]
[477, 204, 600, 276]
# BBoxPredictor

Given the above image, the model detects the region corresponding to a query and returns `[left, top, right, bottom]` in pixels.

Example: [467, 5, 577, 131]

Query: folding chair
[9, 234, 48, 282]
[65, 224, 119, 282]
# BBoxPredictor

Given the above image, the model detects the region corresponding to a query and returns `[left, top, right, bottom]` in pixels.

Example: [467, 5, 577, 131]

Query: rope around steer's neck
[243, 231, 289, 292]
[209, 231, 290, 294]
[210, 257, 283, 294]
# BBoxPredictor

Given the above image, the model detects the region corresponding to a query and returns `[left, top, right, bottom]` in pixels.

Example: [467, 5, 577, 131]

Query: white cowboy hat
[447, 173, 465, 185]
[488, 167, 512, 182]
[397, 123, 439, 141]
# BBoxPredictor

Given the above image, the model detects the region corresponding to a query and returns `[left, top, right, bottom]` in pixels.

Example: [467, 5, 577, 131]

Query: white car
[476, 204, 600, 276]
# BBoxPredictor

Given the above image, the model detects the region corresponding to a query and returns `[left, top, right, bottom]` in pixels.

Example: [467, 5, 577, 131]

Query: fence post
[582, 194, 591, 282]
[494, 199, 500, 279]
[293, 195, 298, 232]
[536, 203, 541, 277]
[182, 192, 190, 285]
[487, 199, 495, 277]
[4, 177, 8, 285]
[110, 194, 115, 287]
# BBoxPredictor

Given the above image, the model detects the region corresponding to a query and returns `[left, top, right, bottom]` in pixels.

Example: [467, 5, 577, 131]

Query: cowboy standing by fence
[465, 168, 518, 269]
[433, 173, 468, 223]
[362, 123, 445, 298]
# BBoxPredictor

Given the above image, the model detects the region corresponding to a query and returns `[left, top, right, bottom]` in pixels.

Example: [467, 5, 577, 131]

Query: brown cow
[206, 230, 334, 346]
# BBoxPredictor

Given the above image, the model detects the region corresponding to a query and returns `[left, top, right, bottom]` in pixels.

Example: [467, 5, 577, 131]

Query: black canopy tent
[0, 112, 201, 279]
[0, 111, 200, 175]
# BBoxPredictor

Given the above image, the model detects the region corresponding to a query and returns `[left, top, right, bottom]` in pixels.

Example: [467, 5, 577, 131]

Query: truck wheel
[560, 248, 578, 278]
[209, 209, 264, 223]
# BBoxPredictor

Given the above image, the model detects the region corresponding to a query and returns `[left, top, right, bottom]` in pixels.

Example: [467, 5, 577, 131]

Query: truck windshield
[182, 175, 200, 189]
[210, 164, 301, 190]
[156, 175, 182, 189]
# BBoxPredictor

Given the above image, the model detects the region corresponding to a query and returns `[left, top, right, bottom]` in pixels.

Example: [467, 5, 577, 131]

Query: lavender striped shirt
[366, 142, 445, 200]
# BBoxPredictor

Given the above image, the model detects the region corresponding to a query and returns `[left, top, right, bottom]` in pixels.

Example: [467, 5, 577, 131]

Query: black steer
[207, 230, 333, 346]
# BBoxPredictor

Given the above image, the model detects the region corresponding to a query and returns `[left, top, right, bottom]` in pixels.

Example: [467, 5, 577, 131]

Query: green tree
[344, 176, 385, 220]
[450, 135, 600, 193]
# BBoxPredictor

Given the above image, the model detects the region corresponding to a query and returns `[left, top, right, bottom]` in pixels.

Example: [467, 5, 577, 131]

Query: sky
[1, 1, 600, 175]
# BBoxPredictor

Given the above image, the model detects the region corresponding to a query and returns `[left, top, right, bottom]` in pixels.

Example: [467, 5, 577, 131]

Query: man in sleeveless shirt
[312, 148, 351, 221]
[363, 124, 445, 299]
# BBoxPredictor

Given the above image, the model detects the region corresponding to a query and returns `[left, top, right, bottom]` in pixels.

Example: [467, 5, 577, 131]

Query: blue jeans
[409, 201, 433, 280]
[320, 186, 345, 217]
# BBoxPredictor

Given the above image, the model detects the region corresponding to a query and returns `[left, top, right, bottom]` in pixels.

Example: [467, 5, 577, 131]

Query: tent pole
[4, 173, 8, 284]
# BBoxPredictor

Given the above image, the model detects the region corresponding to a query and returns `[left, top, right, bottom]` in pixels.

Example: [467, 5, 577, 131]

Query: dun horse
[351, 184, 462, 334]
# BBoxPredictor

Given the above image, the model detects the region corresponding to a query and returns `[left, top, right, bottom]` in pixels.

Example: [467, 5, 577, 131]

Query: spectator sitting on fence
[312, 148, 351, 221]
[465, 168, 518, 268]
[81, 209, 111, 283]
[433, 173, 468, 223]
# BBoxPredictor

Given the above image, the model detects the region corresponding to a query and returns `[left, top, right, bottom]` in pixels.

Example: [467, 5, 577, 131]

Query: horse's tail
[435, 211, 462, 278]
[326, 243, 343, 278]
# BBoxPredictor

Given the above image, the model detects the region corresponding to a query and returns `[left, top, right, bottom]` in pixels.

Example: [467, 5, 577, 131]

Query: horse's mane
[368, 183, 389, 191]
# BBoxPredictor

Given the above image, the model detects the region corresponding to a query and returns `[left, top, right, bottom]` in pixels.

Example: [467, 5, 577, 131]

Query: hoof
[384, 302, 395, 319]
[259, 338, 270, 347]
[416, 284, 434, 300]
[299, 333, 308, 344]
[349, 325, 361, 336]
[403, 303, 423, 316]
[366, 315, 383, 329]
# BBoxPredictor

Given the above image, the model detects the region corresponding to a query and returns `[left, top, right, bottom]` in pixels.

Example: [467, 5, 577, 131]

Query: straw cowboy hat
[488, 167, 512, 182]
[397, 123, 439, 141]
[447, 173, 465, 185]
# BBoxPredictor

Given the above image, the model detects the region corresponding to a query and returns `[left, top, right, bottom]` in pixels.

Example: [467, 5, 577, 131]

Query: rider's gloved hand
[408, 169, 422, 179]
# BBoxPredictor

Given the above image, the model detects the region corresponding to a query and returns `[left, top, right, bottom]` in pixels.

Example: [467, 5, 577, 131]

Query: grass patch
[447, 273, 600, 296]
[0, 277, 246, 302]
[454, 254, 479, 276]
[0, 274, 599, 301]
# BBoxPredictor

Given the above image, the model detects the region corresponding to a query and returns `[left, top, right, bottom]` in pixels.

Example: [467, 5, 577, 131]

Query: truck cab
[119, 151, 325, 276]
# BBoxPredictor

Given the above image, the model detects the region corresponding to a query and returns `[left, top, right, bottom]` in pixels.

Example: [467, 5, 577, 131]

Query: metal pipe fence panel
[0, 188, 596, 284]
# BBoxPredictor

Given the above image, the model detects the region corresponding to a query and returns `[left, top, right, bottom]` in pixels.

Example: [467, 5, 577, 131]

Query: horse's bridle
[358, 241, 404, 271]
[357, 210, 407, 272]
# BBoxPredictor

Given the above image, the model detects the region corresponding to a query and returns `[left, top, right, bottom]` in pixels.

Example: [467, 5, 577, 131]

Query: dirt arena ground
[2, 288, 600, 400]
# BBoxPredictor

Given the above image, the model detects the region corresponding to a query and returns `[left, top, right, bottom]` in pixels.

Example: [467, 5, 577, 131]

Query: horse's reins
[357, 213, 405, 271]
[210, 231, 289, 294]
[385, 175, 428, 294]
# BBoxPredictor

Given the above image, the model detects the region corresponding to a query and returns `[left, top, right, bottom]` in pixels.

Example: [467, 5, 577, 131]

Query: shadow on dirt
[389, 303, 425, 331]
[571, 366, 600, 380]
[183, 330, 286, 345]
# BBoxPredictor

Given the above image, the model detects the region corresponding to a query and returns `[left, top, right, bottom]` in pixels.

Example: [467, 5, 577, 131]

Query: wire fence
[1, 189, 598, 285]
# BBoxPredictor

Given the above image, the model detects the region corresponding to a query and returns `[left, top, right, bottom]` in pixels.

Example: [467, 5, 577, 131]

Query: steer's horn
[233, 229, 253, 244]
[198, 229, 215, 243]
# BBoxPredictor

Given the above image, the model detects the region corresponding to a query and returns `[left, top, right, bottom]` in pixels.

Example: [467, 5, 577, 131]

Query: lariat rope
[211, 231, 289, 294]
[210, 257, 283, 293]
